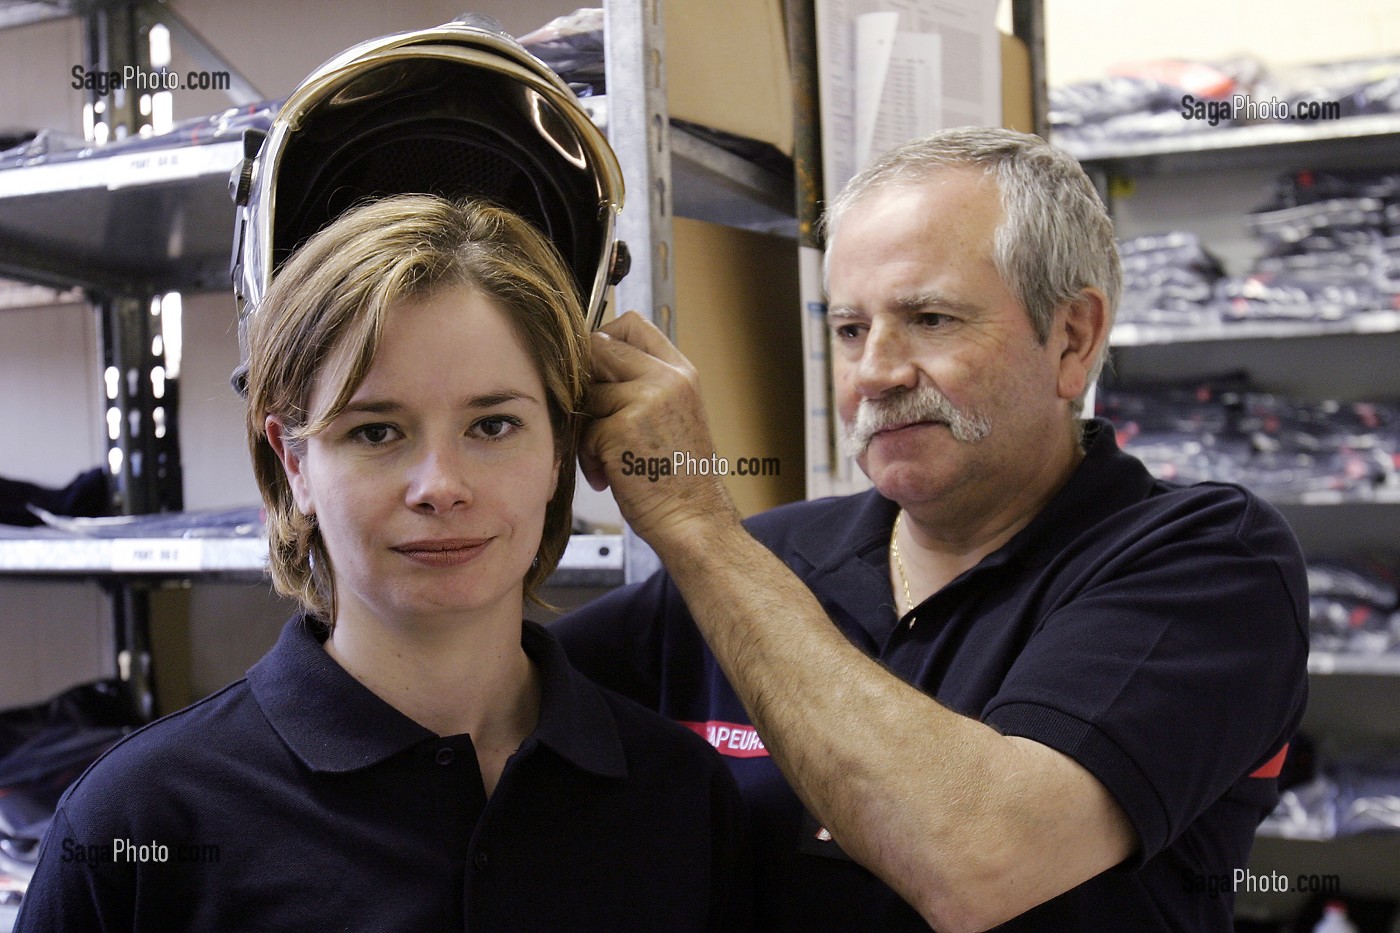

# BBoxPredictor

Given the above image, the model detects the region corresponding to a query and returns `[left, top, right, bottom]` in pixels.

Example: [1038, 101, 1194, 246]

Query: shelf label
[104, 141, 242, 190]
[111, 538, 205, 572]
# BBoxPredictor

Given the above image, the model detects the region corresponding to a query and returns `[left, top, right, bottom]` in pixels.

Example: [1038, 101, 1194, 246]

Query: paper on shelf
[855, 13, 942, 170]
[799, 245, 834, 499]
[817, 0, 1000, 208]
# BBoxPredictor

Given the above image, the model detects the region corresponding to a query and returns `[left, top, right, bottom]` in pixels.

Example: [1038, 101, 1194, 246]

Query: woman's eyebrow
[466, 390, 544, 409]
[340, 390, 544, 415]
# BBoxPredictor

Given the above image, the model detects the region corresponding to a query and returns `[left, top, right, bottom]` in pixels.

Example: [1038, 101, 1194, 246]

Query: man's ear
[1054, 287, 1110, 403]
[265, 416, 315, 516]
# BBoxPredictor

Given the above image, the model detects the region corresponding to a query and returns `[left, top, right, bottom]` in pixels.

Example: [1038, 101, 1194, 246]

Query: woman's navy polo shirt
[553, 418, 1310, 932]
[16, 618, 749, 931]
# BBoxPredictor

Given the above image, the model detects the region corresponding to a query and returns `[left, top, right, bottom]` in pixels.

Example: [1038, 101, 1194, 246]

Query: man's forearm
[654, 514, 1133, 932]
[580, 312, 1132, 928]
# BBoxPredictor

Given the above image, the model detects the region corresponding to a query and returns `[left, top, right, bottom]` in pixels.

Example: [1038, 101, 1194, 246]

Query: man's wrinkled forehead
[822, 166, 1003, 295]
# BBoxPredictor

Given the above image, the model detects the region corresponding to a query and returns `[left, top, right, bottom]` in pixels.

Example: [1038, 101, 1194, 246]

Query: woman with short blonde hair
[17, 195, 749, 933]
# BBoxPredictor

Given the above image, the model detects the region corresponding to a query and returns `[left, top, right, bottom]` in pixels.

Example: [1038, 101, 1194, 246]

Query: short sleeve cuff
[985, 701, 1170, 867]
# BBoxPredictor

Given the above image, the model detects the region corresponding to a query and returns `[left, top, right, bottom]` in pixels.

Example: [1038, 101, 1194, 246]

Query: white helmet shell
[230, 14, 626, 394]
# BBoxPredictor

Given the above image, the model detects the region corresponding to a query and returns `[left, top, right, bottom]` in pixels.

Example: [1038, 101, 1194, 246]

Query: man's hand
[579, 315, 1137, 933]
[582, 312, 742, 549]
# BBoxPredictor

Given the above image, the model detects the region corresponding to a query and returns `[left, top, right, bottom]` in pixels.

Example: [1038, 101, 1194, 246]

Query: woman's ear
[266, 416, 315, 516]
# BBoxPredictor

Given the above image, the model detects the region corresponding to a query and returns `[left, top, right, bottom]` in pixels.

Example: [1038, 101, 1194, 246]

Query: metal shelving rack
[1068, 115, 1400, 917]
[1060, 112, 1400, 179]
[1110, 309, 1400, 348]
[0, 0, 808, 711]
[0, 0, 72, 31]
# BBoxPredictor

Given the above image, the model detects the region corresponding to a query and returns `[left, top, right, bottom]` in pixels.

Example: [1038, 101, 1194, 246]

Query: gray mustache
[841, 388, 991, 458]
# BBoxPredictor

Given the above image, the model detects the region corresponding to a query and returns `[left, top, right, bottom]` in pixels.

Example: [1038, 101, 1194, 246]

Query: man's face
[826, 169, 1071, 512]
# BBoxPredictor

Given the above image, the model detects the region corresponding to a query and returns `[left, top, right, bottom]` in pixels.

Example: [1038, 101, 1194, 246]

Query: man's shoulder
[742, 489, 884, 553]
[1137, 477, 1301, 552]
[1073, 476, 1309, 632]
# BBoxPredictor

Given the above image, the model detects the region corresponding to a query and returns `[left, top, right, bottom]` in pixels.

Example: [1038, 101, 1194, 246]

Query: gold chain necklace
[890, 511, 914, 615]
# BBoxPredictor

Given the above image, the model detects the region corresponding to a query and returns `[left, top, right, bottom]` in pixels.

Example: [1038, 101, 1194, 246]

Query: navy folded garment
[0, 468, 110, 527]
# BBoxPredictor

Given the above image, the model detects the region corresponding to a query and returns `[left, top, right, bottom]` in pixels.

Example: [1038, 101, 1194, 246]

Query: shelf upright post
[604, 0, 676, 338]
[78, 2, 178, 720]
[95, 290, 181, 721]
[97, 293, 183, 516]
[80, 0, 154, 144]
[1010, 0, 1048, 140]
[604, 0, 675, 584]
[108, 580, 158, 722]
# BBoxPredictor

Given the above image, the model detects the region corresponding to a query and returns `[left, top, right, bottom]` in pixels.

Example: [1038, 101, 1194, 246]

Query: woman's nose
[405, 442, 474, 514]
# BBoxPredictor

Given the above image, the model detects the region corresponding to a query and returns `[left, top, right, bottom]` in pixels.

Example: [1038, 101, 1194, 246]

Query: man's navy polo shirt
[17, 618, 749, 931]
[554, 419, 1310, 932]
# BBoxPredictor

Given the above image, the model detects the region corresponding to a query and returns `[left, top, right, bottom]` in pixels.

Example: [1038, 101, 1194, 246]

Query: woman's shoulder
[57, 679, 266, 824]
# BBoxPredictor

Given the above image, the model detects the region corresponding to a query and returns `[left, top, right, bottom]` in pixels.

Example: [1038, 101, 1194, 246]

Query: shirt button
[474, 851, 489, 870]
[435, 747, 454, 765]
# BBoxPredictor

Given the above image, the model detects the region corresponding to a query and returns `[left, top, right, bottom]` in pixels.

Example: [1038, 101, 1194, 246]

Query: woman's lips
[391, 538, 491, 567]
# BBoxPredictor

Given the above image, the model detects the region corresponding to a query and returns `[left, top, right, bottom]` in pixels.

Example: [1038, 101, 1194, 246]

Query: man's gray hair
[822, 127, 1121, 399]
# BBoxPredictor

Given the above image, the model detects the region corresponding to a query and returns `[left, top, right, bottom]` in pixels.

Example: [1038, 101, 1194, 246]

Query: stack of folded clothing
[1260, 55, 1400, 123]
[1307, 556, 1400, 656]
[1264, 748, 1400, 840]
[1117, 231, 1225, 328]
[1052, 52, 1400, 146]
[1097, 377, 1400, 499]
[1218, 170, 1400, 323]
[0, 469, 110, 528]
[1050, 57, 1255, 145]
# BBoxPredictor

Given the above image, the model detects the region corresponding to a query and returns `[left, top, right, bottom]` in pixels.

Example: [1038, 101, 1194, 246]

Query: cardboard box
[673, 217, 805, 516]
[664, 3, 1033, 157]
[1001, 31, 1034, 133]
[665, 0, 795, 155]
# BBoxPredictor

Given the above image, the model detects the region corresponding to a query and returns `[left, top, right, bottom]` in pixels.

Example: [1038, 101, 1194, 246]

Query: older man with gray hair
[558, 127, 1308, 932]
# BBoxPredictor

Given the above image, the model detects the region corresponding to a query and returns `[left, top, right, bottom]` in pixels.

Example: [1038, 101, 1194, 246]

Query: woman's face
[271, 284, 559, 632]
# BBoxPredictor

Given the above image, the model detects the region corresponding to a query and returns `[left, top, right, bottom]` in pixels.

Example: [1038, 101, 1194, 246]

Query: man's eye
[834, 323, 865, 340]
[917, 313, 951, 328]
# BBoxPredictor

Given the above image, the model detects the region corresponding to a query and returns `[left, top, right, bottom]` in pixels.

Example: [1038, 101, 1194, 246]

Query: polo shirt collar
[520, 620, 627, 779]
[248, 616, 432, 773]
[1004, 417, 1158, 570]
[788, 490, 901, 645]
[247, 616, 626, 780]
